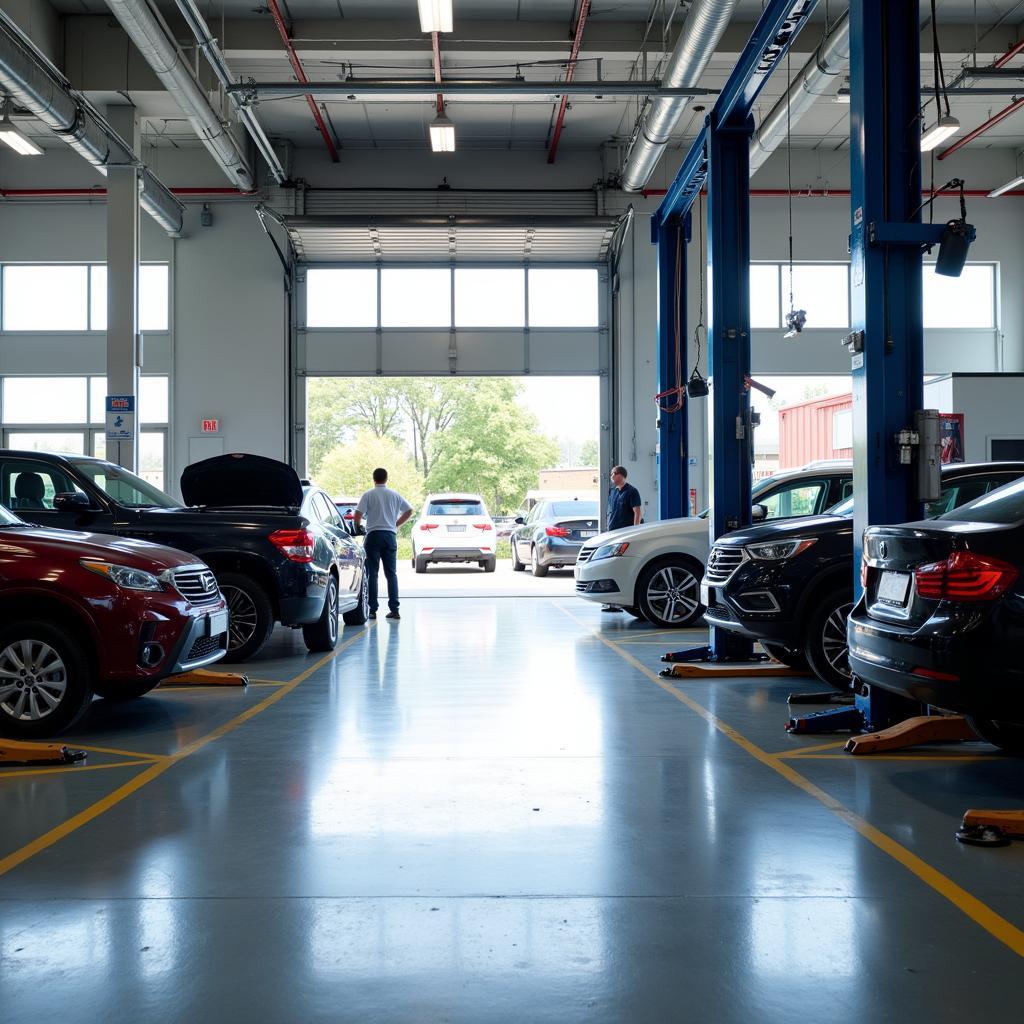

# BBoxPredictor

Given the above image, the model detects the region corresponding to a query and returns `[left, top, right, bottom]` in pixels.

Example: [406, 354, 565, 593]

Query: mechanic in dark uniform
[603, 465, 643, 612]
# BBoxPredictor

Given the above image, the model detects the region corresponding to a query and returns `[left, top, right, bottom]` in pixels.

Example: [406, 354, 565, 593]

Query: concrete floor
[2, 596, 1024, 1023]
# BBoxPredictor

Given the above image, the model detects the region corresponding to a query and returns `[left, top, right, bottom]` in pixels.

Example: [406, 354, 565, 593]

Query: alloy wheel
[645, 565, 700, 624]
[821, 602, 854, 679]
[223, 585, 258, 651]
[0, 639, 68, 721]
[328, 581, 339, 644]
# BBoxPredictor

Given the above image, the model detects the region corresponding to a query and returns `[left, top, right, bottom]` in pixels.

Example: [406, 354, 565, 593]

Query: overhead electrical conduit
[621, 0, 740, 193]
[748, 10, 850, 174]
[106, 0, 255, 190]
[0, 9, 183, 235]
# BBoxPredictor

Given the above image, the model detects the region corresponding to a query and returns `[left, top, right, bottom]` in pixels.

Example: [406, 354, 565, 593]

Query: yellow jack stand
[843, 714, 978, 755]
[162, 669, 249, 687]
[0, 739, 88, 766]
[662, 662, 809, 679]
[957, 809, 1024, 846]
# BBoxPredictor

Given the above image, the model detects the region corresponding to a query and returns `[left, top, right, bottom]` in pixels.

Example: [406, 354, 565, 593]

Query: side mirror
[514, 517, 525, 525]
[54, 492, 92, 512]
[751, 503, 768, 522]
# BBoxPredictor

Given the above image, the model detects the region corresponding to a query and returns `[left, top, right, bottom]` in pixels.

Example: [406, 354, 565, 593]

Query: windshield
[69, 458, 179, 509]
[940, 476, 1024, 525]
[427, 499, 485, 516]
[0, 503, 25, 527]
[550, 501, 598, 517]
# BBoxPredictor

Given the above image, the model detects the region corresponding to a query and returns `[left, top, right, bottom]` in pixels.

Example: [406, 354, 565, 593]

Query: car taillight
[546, 525, 569, 537]
[270, 528, 316, 563]
[913, 550, 1019, 602]
[473, 523, 493, 531]
[419, 522, 439, 531]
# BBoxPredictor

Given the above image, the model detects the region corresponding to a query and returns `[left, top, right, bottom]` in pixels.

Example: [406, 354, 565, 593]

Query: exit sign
[201, 418, 220, 433]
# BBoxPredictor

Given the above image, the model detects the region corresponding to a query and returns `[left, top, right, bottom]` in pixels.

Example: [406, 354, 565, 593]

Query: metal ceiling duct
[0, 9, 184, 235]
[106, 0, 255, 190]
[749, 11, 850, 174]
[620, 0, 740, 193]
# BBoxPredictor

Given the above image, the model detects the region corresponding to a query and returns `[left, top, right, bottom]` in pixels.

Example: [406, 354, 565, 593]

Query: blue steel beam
[849, 0, 926, 583]
[650, 126, 708, 239]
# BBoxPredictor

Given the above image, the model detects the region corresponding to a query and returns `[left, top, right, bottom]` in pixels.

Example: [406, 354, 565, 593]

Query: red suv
[0, 503, 228, 739]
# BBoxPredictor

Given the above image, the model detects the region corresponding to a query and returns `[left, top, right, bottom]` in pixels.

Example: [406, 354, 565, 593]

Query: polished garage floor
[2, 597, 1024, 1023]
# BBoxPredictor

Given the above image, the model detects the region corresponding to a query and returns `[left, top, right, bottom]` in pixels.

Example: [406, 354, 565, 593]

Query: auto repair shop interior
[2, 1, 1024, 1020]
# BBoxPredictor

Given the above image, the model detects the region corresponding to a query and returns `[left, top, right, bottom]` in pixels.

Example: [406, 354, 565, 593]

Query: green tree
[579, 438, 600, 466]
[426, 379, 558, 514]
[401, 378, 472, 477]
[315, 430, 424, 509]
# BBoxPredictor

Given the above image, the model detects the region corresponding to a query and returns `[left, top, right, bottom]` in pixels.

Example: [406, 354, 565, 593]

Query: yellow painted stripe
[774, 739, 851, 756]
[557, 603, 1024, 959]
[0, 623, 373, 880]
[74, 744, 169, 761]
[0, 759, 155, 781]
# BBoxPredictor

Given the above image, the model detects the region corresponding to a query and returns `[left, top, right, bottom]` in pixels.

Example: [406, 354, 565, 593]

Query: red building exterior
[778, 392, 853, 469]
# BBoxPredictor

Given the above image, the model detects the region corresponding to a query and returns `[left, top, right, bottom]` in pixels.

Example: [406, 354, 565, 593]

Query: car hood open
[180, 453, 304, 509]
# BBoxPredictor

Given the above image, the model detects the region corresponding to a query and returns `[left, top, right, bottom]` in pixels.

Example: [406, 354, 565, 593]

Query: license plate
[877, 570, 910, 606]
[207, 609, 229, 636]
[581, 530, 597, 538]
[447, 525, 466, 533]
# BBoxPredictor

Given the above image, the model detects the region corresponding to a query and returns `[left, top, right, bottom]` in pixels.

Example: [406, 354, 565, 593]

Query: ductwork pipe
[106, 0, 254, 190]
[0, 10, 184, 235]
[749, 11, 850, 174]
[620, 0, 740, 192]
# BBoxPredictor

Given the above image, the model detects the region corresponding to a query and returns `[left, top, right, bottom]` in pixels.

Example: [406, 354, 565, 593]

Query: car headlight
[590, 541, 630, 562]
[745, 538, 817, 561]
[80, 560, 164, 591]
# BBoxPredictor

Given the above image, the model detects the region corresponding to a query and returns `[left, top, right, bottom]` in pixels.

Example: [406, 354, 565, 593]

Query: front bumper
[167, 606, 230, 673]
[574, 556, 632, 603]
[701, 578, 799, 644]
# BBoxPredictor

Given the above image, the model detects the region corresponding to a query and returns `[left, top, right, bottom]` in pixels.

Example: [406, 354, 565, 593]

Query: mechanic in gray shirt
[354, 468, 413, 620]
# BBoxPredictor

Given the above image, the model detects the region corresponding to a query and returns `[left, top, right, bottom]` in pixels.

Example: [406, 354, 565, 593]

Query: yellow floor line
[557, 603, 1024, 960]
[74, 744, 170, 761]
[0, 623, 374, 880]
[0, 759, 156, 781]
[774, 739, 851, 756]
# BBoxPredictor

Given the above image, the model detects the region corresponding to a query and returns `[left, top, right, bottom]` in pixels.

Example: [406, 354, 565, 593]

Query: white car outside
[574, 463, 853, 626]
[412, 492, 497, 573]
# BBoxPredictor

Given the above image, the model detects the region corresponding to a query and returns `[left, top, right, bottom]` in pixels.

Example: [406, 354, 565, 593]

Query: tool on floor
[162, 668, 249, 687]
[662, 644, 769, 664]
[786, 677, 920, 735]
[662, 661, 809, 679]
[0, 739, 88, 766]
[843, 714, 977, 754]
[956, 810, 1024, 847]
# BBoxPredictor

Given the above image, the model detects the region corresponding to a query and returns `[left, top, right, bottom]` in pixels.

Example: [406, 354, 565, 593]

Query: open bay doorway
[306, 376, 601, 597]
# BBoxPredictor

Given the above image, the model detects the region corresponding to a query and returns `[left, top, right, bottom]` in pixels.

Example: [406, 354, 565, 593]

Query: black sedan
[702, 462, 1024, 689]
[511, 499, 600, 576]
[848, 475, 1024, 753]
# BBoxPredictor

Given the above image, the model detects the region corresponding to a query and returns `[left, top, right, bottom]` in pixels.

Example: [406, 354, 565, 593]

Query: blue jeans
[364, 530, 399, 614]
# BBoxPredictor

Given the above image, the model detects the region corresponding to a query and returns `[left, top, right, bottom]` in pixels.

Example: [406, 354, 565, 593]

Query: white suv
[412, 493, 497, 573]
[574, 463, 853, 627]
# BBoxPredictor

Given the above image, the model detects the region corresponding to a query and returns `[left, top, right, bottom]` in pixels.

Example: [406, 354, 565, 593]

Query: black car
[511, 499, 600, 576]
[702, 462, 1024, 689]
[848, 475, 1024, 753]
[0, 451, 367, 661]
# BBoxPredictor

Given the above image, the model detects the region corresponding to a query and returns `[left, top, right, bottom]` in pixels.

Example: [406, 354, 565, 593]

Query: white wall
[926, 374, 1024, 462]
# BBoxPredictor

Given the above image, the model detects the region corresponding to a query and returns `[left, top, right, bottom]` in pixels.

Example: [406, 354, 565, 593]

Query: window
[89, 265, 170, 332]
[550, 501, 599, 517]
[3, 378, 88, 424]
[454, 268, 525, 328]
[427, 499, 485, 516]
[789, 264, 849, 329]
[528, 269, 599, 328]
[68, 456, 176, 508]
[757, 479, 828, 519]
[89, 376, 169, 424]
[3, 266, 89, 331]
[942, 476, 1024, 525]
[1, 459, 88, 511]
[5, 432, 86, 456]
[381, 268, 452, 328]
[750, 265, 780, 328]
[306, 268, 378, 328]
[923, 264, 995, 329]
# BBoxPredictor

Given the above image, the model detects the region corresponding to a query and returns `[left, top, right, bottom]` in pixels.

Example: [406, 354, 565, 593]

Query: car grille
[186, 633, 226, 662]
[172, 567, 221, 606]
[704, 546, 747, 585]
[577, 546, 595, 564]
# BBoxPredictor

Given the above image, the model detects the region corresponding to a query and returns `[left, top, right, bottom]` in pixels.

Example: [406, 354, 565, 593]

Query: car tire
[218, 571, 275, 663]
[93, 678, 161, 701]
[303, 574, 340, 653]
[623, 606, 648, 620]
[760, 641, 809, 671]
[511, 540, 526, 572]
[484, 557, 497, 573]
[415, 556, 428, 574]
[966, 717, 1024, 755]
[803, 589, 854, 691]
[531, 545, 549, 577]
[635, 557, 704, 628]
[0, 621, 94, 739]
[342, 571, 370, 626]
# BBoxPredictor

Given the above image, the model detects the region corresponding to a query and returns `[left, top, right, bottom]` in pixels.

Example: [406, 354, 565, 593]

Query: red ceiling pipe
[994, 38, 1024, 68]
[265, 0, 339, 163]
[1, 187, 256, 197]
[547, 0, 591, 165]
[938, 95, 1024, 159]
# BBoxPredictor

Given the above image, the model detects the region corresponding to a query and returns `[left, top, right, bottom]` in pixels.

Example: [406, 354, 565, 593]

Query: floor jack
[956, 810, 1024, 847]
[660, 630, 809, 679]
[0, 739, 88, 766]
[162, 668, 249, 687]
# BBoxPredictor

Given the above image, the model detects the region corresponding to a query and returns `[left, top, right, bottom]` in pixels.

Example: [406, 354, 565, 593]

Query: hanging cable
[783, 50, 806, 337]
[655, 220, 686, 413]
[687, 192, 708, 397]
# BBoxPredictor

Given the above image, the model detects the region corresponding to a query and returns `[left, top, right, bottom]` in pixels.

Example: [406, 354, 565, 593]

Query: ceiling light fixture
[988, 173, 1024, 197]
[429, 111, 456, 152]
[920, 114, 960, 152]
[0, 104, 42, 156]
[418, 0, 453, 33]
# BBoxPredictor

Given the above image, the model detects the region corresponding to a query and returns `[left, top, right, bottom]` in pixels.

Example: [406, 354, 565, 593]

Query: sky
[515, 376, 600, 447]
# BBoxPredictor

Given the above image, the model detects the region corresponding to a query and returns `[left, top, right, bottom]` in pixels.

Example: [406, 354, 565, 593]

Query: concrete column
[105, 104, 141, 472]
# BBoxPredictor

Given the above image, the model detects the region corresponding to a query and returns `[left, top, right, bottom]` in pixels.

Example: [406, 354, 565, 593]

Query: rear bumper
[537, 538, 583, 567]
[278, 563, 329, 626]
[421, 547, 493, 563]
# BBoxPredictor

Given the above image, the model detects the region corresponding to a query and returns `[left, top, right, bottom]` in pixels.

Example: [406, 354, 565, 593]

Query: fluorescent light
[0, 113, 42, 156]
[834, 90, 851, 104]
[418, 0, 453, 32]
[988, 174, 1024, 198]
[920, 115, 960, 152]
[429, 112, 456, 152]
